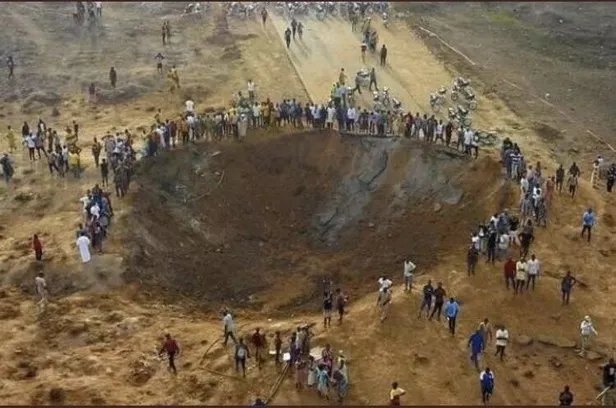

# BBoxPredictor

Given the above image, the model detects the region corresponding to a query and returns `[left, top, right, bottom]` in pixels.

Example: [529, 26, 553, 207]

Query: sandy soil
[1, 2, 616, 406]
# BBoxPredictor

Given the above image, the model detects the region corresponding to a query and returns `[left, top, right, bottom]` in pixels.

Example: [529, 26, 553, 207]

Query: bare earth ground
[0, 2, 616, 405]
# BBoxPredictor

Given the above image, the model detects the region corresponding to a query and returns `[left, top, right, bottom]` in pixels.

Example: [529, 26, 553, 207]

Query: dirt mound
[121, 131, 502, 311]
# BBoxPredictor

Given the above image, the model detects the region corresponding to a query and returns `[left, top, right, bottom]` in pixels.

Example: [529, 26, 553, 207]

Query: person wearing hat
[579, 315, 598, 356]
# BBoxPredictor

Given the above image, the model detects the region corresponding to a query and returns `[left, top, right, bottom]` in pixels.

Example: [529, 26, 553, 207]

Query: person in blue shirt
[581, 208, 596, 242]
[444, 297, 460, 336]
[468, 330, 485, 371]
[480, 367, 495, 405]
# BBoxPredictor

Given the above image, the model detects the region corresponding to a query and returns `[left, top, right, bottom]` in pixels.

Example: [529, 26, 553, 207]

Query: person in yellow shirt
[6, 125, 16, 152]
[69, 150, 80, 179]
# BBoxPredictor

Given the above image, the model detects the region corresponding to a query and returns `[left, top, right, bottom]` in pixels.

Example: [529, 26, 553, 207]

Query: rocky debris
[475, 130, 500, 147]
[413, 353, 430, 365]
[515, 335, 533, 346]
[509, 378, 520, 388]
[117, 317, 140, 333]
[523, 370, 535, 378]
[50, 107, 60, 117]
[433, 202, 442, 212]
[586, 351, 603, 361]
[104, 311, 125, 323]
[0, 304, 21, 320]
[128, 357, 156, 386]
[536, 334, 576, 348]
[10, 360, 38, 380]
[48, 387, 66, 404]
[549, 356, 563, 369]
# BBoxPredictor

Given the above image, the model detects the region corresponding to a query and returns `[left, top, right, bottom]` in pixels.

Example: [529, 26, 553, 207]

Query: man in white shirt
[223, 310, 237, 345]
[514, 258, 527, 295]
[247, 79, 256, 100]
[185, 99, 195, 114]
[463, 128, 474, 156]
[579, 315, 598, 356]
[326, 106, 336, 129]
[378, 276, 393, 293]
[35, 272, 48, 312]
[346, 107, 357, 131]
[80, 193, 91, 222]
[403, 260, 416, 292]
[494, 325, 509, 361]
[76, 232, 92, 263]
[89, 202, 100, 220]
[435, 120, 444, 144]
[252, 103, 261, 128]
[95, 1, 102, 17]
[526, 254, 540, 290]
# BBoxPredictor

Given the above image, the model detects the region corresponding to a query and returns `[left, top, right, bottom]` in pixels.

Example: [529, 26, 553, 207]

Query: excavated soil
[122, 131, 503, 312]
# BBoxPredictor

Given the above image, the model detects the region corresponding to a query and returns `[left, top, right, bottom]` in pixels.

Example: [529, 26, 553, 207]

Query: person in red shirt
[32, 234, 43, 261]
[504, 257, 516, 290]
[159, 333, 180, 374]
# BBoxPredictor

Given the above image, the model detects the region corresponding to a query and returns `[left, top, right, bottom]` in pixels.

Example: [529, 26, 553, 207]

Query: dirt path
[267, 14, 557, 163]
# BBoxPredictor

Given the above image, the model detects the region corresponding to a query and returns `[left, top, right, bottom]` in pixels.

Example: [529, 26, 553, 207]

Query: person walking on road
[380, 44, 387, 66]
[445, 297, 460, 336]
[468, 329, 485, 371]
[480, 367, 495, 405]
[494, 325, 509, 361]
[284, 27, 292, 49]
[581, 208, 596, 243]
[369, 68, 378, 91]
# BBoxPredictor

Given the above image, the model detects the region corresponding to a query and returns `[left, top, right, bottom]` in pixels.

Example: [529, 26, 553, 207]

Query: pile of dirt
[121, 131, 503, 311]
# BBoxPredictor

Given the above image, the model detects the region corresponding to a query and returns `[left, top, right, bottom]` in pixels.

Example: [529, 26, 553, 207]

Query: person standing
[480, 367, 495, 405]
[603, 358, 616, 387]
[418, 279, 434, 318]
[7, 56, 15, 79]
[380, 44, 388, 66]
[76, 232, 91, 263]
[514, 257, 528, 295]
[389, 381, 406, 405]
[377, 287, 392, 322]
[335, 288, 346, 324]
[494, 325, 509, 361]
[555, 165, 565, 193]
[579, 315, 598, 356]
[445, 297, 460, 336]
[561, 271, 577, 305]
[526, 254, 540, 290]
[109, 67, 117, 88]
[369, 68, 378, 92]
[159, 333, 180, 374]
[567, 173, 578, 198]
[35, 272, 48, 313]
[91, 137, 102, 168]
[223, 310, 237, 345]
[478, 318, 493, 350]
[403, 259, 416, 291]
[581, 208, 596, 243]
[100, 158, 109, 187]
[235, 338, 250, 377]
[429, 282, 446, 321]
[32, 234, 43, 261]
[558, 385, 573, 405]
[467, 245, 479, 276]
[251, 328, 265, 368]
[323, 291, 333, 328]
[503, 256, 516, 290]
[468, 329, 485, 371]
